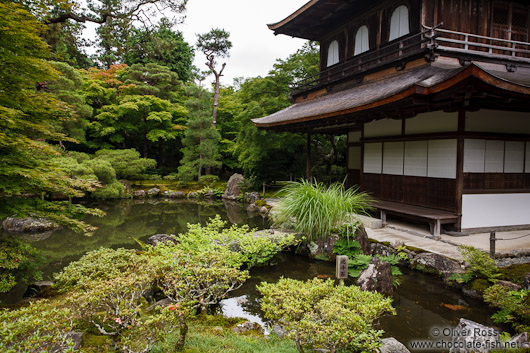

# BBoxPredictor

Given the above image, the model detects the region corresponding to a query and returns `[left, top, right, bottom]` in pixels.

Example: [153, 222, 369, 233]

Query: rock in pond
[244, 192, 260, 204]
[146, 234, 178, 246]
[134, 189, 146, 198]
[147, 187, 160, 197]
[356, 225, 371, 255]
[357, 256, 394, 295]
[168, 191, 185, 198]
[451, 318, 501, 352]
[411, 252, 464, 280]
[222, 173, 244, 200]
[378, 337, 410, 353]
[2, 217, 58, 233]
[246, 203, 260, 212]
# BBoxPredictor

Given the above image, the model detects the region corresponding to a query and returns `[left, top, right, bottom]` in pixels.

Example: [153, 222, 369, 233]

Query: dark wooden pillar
[306, 132, 312, 180]
[455, 109, 466, 231]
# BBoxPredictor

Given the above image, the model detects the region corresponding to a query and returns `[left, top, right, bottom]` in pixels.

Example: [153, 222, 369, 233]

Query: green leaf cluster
[258, 277, 395, 353]
[483, 284, 530, 333]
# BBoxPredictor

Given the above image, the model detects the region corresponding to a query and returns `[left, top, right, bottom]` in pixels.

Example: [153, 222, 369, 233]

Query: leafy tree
[0, 3, 102, 234]
[196, 28, 232, 127]
[120, 63, 184, 101]
[177, 86, 221, 181]
[124, 19, 194, 82]
[258, 278, 395, 353]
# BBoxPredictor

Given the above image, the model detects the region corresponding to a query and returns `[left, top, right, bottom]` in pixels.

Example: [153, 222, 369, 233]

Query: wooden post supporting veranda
[306, 133, 311, 180]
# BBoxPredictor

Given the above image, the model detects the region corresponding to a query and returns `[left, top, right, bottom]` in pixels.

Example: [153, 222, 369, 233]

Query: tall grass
[272, 179, 373, 242]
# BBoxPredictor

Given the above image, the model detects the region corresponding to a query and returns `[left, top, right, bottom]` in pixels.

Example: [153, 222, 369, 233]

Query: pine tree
[177, 86, 221, 182]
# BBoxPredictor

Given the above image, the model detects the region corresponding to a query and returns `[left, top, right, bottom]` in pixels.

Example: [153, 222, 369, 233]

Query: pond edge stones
[2, 217, 58, 233]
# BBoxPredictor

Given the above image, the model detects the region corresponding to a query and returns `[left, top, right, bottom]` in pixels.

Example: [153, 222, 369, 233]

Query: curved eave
[267, 0, 319, 32]
[252, 64, 530, 129]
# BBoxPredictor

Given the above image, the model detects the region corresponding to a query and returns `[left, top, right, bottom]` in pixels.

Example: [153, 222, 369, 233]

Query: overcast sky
[174, 0, 309, 85]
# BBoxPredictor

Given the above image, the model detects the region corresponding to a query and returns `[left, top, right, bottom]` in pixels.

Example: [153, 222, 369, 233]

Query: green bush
[483, 284, 530, 333]
[176, 215, 298, 267]
[449, 245, 500, 283]
[83, 159, 116, 185]
[199, 174, 219, 186]
[258, 278, 395, 353]
[91, 180, 125, 199]
[0, 237, 44, 292]
[272, 179, 372, 242]
[95, 149, 157, 179]
[0, 300, 76, 353]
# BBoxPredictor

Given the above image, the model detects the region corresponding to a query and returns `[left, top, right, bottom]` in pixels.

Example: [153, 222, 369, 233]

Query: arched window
[327, 40, 339, 67]
[389, 5, 410, 41]
[354, 25, 370, 55]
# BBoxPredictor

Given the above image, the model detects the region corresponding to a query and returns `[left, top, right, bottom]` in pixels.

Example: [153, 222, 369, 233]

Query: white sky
[83, 0, 309, 86]
[180, 0, 309, 85]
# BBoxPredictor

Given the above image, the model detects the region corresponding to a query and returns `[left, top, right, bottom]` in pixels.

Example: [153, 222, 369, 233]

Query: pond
[1, 199, 501, 346]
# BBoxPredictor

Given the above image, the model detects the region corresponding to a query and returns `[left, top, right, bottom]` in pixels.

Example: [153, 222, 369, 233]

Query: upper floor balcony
[291, 26, 530, 99]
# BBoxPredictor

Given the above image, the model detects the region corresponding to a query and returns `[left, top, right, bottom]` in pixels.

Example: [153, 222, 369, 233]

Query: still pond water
[1, 199, 500, 346]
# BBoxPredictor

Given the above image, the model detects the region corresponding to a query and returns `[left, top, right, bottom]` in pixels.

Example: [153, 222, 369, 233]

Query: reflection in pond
[2, 199, 501, 346]
[221, 253, 501, 345]
[1, 198, 268, 304]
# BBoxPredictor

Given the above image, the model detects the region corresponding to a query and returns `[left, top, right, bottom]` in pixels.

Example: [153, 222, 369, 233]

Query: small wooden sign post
[336, 255, 348, 286]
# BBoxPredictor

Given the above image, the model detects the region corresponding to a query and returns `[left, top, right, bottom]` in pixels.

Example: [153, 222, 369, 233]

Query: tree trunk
[175, 312, 188, 351]
[212, 73, 220, 127]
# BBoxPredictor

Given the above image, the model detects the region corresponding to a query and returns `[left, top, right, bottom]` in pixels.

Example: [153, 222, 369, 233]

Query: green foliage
[258, 278, 395, 353]
[91, 180, 125, 199]
[124, 19, 194, 82]
[273, 179, 373, 242]
[177, 86, 221, 181]
[0, 300, 76, 352]
[0, 3, 102, 234]
[200, 174, 220, 186]
[451, 245, 500, 283]
[94, 149, 157, 179]
[483, 284, 530, 333]
[176, 215, 298, 268]
[83, 158, 116, 184]
[333, 238, 362, 258]
[499, 263, 530, 286]
[0, 237, 44, 292]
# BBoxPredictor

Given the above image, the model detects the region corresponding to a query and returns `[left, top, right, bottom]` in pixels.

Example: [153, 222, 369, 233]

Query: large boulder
[378, 337, 410, 353]
[296, 235, 339, 262]
[168, 191, 185, 198]
[451, 318, 501, 352]
[508, 332, 529, 349]
[2, 217, 58, 233]
[231, 321, 263, 335]
[222, 173, 244, 200]
[357, 257, 394, 295]
[411, 252, 464, 280]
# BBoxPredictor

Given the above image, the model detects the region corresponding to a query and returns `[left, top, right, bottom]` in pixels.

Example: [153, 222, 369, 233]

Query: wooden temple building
[253, 0, 530, 235]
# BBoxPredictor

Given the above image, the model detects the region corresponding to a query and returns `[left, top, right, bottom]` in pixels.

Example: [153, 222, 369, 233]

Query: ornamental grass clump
[272, 179, 373, 242]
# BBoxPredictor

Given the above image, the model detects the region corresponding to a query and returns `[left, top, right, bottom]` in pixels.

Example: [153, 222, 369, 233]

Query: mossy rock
[254, 199, 266, 207]
[469, 278, 490, 294]
[81, 334, 112, 352]
[499, 263, 530, 286]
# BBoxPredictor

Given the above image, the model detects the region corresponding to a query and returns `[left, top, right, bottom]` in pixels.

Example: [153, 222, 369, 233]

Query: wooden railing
[291, 31, 430, 95]
[291, 25, 530, 96]
[423, 25, 530, 63]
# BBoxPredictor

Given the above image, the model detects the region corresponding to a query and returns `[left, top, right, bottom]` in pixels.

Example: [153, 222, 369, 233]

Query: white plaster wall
[427, 139, 457, 179]
[364, 119, 401, 138]
[405, 111, 458, 134]
[462, 193, 530, 229]
[466, 110, 530, 134]
[364, 143, 382, 173]
[464, 139, 485, 173]
[504, 141, 525, 173]
[383, 142, 404, 175]
[348, 146, 361, 169]
[404, 141, 428, 176]
[485, 140, 504, 173]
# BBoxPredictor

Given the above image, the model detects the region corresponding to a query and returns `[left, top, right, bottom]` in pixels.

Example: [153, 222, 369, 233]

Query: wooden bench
[372, 200, 460, 237]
